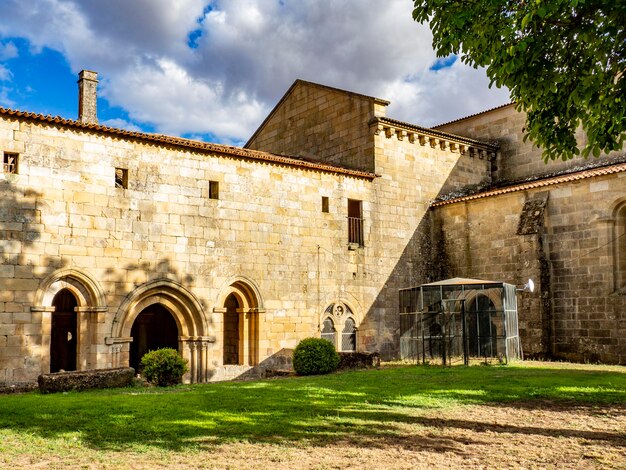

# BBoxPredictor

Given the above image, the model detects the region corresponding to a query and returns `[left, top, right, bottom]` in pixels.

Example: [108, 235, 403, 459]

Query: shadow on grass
[0, 365, 624, 453]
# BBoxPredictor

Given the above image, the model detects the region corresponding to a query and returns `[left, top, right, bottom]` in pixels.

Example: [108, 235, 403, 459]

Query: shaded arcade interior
[129, 304, 179, 372]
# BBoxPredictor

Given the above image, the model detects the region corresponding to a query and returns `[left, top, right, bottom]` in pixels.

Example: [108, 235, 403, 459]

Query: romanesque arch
[108, 279, 211, 383]
[611, 199, 626, 292]
[31, 268, 108, 373]
[34, 268, 107, 309]
[214, 276, 265, 367]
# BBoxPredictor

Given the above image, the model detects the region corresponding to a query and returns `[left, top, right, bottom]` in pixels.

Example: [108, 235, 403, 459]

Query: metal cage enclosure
[399, 278, 521, 365]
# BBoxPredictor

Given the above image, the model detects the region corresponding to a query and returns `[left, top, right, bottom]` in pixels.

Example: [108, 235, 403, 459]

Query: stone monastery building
[1, 70, 625, 383]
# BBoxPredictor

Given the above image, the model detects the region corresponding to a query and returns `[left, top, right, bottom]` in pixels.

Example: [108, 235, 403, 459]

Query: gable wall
[247, 83, 383, 172]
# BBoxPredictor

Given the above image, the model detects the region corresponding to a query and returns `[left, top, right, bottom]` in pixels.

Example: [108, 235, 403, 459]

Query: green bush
[293, 338, 340, 376]
[140, 348, 189, 386]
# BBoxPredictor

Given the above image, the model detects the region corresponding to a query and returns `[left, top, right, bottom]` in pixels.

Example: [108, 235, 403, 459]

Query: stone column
[30, 306, 55, 374]
[237, 308, 249, 366]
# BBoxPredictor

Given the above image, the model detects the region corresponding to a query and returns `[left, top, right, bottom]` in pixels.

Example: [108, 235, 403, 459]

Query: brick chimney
[77, 70, 99, 124]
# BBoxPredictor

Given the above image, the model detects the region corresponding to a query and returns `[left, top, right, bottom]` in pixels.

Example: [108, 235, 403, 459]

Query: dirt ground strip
[4, 400, 625, 469]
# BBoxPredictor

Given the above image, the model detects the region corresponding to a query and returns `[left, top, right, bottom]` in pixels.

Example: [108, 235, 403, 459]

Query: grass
[0, 361, 625, 467]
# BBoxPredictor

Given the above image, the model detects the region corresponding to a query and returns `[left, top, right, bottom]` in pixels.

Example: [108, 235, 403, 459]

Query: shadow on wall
[358, 153, 481, 359]
[358, 212, 447, 359]
[0, 180, 51, 382]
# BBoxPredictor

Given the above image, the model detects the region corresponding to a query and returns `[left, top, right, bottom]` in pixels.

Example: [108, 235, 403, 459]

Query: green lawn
[0, 362, 625, 467]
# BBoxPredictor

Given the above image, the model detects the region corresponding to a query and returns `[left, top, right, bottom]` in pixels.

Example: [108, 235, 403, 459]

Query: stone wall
[431, 172, 626, 363]
[0, 113, 381, 383]
[247, 80, 497, 358]
[247, 80, 387, 173]
[435, 104, 626, 183]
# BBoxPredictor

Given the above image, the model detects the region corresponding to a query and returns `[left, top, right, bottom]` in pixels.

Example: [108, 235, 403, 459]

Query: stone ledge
[0, 382, 39, 394]
[38, 367, 135, 394]
[338, 352, 381, 370]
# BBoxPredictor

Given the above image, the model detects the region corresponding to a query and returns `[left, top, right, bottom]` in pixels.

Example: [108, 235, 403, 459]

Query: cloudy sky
[0, 0, 510, 145]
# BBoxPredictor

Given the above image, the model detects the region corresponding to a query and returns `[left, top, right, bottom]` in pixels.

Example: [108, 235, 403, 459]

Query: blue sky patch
[429, 55, 457, 71]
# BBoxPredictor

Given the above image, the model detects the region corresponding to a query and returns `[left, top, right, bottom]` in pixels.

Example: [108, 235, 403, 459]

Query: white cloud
[0, 41, 18, 60]
[0, 0, 511, 142]
[101, 118, 143, 133]
[0, 64, 12, 81]
[0, 86, 15, 107]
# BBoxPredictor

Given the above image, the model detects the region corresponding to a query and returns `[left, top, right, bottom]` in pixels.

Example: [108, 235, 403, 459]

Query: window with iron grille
[342, 317, 357, 351]
[347, 199, 363, 246]
[3, 152, 18, 174]
[321, 317, 336, 345]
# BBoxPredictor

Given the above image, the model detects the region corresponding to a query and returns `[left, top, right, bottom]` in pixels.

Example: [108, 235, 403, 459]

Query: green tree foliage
[140, 348, 189, 387]
[292, 338, 340, 376]
[413, 0, 625, 161]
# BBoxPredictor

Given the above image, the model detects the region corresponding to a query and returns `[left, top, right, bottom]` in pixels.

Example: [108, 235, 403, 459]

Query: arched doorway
[468, 294, 497, 357]
[217, 278, 263, 367]
[50, 289, 78, 372]
[129, 304, 179, 372]
[223, 294, 240, 365]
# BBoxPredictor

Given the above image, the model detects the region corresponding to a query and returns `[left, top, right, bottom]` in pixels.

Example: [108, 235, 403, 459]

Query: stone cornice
[370, 117, 498, 160]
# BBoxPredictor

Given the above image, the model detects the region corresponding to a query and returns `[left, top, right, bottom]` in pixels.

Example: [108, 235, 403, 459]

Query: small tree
[413, 0, 625, 161]
[140, 348, 189, 386]
[293, 338, 340, 376]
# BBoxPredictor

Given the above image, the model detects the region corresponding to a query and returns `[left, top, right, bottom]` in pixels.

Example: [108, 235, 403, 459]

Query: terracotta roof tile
[0, 107, 376, 180]
[433, 102, 515, 129]
[432, 162, 626, 207]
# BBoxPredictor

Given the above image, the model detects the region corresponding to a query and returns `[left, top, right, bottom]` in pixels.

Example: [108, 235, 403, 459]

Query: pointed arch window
[321, 302, 358, 351]
[321, 317, 336, 345]
[341, 317, 357, 352]
[615, 202, 626, 290]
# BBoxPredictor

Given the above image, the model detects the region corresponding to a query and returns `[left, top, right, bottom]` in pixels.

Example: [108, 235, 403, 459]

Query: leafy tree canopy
[413, 0, 625, 161]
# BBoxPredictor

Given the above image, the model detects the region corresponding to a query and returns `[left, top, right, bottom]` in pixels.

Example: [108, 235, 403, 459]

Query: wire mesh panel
[399, 279, 521, 364]
[341, 317, 356, 351]
[321, 317, 336, 346]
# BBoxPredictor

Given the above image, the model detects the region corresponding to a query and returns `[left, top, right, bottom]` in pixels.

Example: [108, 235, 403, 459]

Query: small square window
[3, 152, 18, 174]
[209, 180, 219, 200]
[115, 168, 128, 189]
[321, 196, 329, 213]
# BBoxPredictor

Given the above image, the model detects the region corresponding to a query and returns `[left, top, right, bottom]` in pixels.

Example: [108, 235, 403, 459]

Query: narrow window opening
[321, 317, 336, 346]
[321, 196, 329, 213]
[3, 152, 18, 174]
[209, 180, 219, 200]
[348, 199, 364, 246]
[616, 203, 626, 290]
[115, 168, 128, 189]
[342, 317, 357, 352]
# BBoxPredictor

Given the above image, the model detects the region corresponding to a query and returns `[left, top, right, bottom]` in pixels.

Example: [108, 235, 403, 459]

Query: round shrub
[293, 338, 340, 376]
[140, 348, 189, 386]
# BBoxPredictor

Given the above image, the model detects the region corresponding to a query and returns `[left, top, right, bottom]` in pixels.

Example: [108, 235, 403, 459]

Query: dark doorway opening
[130, 304, 179, 373]
[50, 289, 78, 373]
[468, 294, 497, 357]
[223, 294, 240, 365]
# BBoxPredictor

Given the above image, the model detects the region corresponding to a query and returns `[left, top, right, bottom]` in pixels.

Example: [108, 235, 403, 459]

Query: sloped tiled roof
[433, 102, 515, 129]
[432, 162, 626, 207]
[0, 107, 376, 180]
